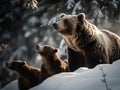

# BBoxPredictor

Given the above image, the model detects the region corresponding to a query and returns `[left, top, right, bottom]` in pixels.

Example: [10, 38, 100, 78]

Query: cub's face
[53, 13, 85, 35]
[36, 45, 58, 57]
[6, 60, 26, 71]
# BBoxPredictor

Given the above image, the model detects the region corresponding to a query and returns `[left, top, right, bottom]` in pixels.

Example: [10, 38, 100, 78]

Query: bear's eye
[21, 61, 25, 65]
[61, 14, 64, 18]
[44, 46, 49, 49]
[64, 19, 69, 24]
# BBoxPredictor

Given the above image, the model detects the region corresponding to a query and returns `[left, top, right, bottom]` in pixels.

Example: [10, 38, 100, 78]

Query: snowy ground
[1, 60, 120, 90]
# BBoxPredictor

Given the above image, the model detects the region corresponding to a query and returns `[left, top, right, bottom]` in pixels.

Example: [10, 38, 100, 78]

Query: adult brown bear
[53, 13, 120, 71]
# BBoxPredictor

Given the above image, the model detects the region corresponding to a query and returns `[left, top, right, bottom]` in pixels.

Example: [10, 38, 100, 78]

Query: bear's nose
[36, 45, 39, 50]
[6, 62, 8, 66]
[53, 23, 58, 29]
[5, 62, 9, 67]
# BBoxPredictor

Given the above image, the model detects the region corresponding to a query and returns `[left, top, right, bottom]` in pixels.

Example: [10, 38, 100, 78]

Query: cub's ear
[54, 48, 59, 53]
[21, 61, 26, 65]
[78, 13, 85, 21]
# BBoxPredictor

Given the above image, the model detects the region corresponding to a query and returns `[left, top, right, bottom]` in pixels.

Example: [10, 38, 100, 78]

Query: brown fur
[36, 45, 69, 81]
[53, 13, 120, 71]
[6, 60, 41, 90]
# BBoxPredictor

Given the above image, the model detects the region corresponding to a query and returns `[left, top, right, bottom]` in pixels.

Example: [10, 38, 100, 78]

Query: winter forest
[0, 0, 120, 89]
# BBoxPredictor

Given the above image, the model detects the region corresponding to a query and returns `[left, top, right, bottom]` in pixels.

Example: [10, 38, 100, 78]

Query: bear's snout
[6, 62, 11, 68]
[36, 45, 40, 50]
[36, 45, 43, 52]
[53, 23, 58, 30]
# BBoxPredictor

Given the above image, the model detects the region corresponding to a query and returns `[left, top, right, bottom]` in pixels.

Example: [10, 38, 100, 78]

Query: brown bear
[6, 60, 41, 90]
[53, 13, 120, 71]
[36, 45, 69, 81]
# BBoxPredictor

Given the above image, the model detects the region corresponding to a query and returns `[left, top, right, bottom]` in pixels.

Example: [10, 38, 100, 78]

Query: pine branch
[24, 0, 38, 9]
[15, 0, 38, 9]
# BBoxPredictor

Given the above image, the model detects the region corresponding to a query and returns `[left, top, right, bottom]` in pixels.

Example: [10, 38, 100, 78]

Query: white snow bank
[1, 60, 120, 90]
[30, 60, 120, 90]
[1, 80, 18, 90]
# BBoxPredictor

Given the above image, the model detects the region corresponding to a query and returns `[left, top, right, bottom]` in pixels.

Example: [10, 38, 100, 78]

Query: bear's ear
[78, 13, 85, 21]
[59, 13, 66, 18]
[21, 61, 26, 65]
[54, 48, 58, 53]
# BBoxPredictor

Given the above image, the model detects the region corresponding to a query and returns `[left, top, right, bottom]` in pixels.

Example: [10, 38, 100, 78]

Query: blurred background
[0, 0, 120, 88]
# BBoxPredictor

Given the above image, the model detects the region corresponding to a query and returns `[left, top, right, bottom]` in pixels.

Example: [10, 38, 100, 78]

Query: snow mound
[1, 60, 120, 90]
[30, 60, 120, 90]
[1, 80, 18, 90]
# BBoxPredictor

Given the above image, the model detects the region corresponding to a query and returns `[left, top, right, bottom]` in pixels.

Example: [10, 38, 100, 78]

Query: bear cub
[6, 60, 41, 90]
[36, 45, 69, 81]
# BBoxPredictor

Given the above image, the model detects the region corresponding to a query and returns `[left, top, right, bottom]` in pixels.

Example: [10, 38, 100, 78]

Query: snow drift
[1, 60, 120, 90]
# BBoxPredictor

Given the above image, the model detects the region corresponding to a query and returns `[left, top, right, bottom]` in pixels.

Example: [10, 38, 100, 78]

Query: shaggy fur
[36, 45, 69, 81]
[53, 13, 120, 71]
[6, 60, 41, 90]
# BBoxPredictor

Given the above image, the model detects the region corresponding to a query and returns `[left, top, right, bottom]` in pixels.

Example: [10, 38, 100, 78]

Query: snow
[31, 60, 120, 90]
[24, 28, 37, 38]
[1, 60, 120, 90]
[48, 16, 57, 27]
[28, 16, 39, 27]
[9, 46, 28, 60]
[58, 39, 67, 58]
[66, 0, 75, 9]
[72, 1, 81, 15]
[1, 80, 18, 90]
